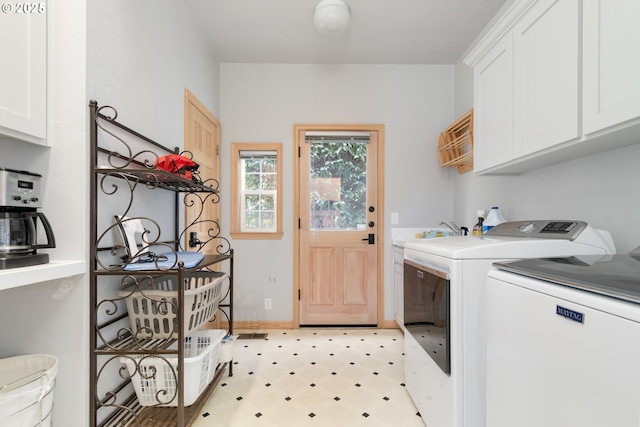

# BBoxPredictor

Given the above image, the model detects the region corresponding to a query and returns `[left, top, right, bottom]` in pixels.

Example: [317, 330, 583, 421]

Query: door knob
[362, 233, 375, 244]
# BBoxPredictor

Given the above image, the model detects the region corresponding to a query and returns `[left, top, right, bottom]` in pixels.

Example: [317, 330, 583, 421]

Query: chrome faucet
[440, 221, 461, 236]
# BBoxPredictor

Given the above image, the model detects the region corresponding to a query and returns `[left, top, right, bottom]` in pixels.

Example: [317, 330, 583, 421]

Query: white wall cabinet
[473, 34, 514, 172]
[0, 9, 47, 145]
[465, 0, 640, 175]
[582, 0, 640, 136]
[512, 0, 579, 158]
[466, 0, 579, 174]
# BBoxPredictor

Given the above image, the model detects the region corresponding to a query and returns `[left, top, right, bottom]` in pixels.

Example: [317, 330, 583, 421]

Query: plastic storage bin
[121, 329, 225, 407]
[218, 335, 237, 364]
[119, 271, 228, 339]
[0, 354, 58, 427]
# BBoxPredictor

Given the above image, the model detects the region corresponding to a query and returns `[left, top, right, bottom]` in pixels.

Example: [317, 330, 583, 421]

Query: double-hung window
[231, 143, 283, 239]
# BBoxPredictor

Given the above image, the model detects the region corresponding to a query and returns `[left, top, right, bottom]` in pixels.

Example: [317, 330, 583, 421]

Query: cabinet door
[0, 10, 47, 144]
[393, 246, 404, 327]
[473, 34, 514, 173]
[512, 0, 579, 158]
[583, 0, 640, 135]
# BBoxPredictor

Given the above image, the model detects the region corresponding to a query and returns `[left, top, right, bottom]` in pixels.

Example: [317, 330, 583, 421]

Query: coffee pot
[0, 211, 55, 255]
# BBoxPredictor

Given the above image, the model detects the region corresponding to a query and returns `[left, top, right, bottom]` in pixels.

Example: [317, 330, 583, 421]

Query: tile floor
[193, 328, 425, 427]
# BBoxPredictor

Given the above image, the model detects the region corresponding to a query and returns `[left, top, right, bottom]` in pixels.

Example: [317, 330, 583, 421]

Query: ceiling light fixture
[313, 0, 350, 37]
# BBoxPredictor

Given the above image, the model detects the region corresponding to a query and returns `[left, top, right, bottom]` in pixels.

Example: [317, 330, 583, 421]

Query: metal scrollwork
[96, 105, 159, 171]
[95, 275, 179, 350]
[95, 354, 178, 425]
[179, 219, 230, 255]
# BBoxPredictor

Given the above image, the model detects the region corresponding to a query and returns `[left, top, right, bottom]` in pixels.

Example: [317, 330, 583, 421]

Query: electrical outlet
[265, 298, 272, 310]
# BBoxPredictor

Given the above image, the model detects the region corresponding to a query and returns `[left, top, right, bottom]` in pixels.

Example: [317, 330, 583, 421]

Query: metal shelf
[89, 100, 233, 427]
[95, 168, 219, 194]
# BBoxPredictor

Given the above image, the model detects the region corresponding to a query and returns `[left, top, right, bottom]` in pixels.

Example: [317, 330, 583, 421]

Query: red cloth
[155, 154, 199, 180]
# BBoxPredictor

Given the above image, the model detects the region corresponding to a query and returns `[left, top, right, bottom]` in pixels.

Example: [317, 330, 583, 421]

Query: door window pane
[309, 140, 368, 231]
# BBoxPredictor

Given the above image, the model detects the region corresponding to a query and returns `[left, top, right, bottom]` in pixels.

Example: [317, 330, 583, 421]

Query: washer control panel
[485, 220, 588, 241]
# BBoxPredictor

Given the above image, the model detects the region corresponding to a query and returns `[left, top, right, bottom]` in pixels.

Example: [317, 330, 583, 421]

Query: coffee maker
[0, 168, 56, 269]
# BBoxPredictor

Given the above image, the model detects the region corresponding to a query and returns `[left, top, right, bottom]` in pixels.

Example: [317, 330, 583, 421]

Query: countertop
[391, 227, 454, 248]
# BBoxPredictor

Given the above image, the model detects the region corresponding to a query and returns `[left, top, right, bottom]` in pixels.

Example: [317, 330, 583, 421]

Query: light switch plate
[391, 212, 399, 224]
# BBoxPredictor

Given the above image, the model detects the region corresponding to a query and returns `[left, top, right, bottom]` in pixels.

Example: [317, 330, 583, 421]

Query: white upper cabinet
[0, 9, 47, 145]
[465, 0, 640, 175]
[473, 34, 514, 172]
[512, 0, 579, 158]
[582, 0, 640, 135]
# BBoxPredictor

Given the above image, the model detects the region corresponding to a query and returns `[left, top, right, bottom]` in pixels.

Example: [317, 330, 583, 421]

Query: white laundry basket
[121, 329, 225, 407]
[0, 354, 58, 427]
[119, 271, 228, 339]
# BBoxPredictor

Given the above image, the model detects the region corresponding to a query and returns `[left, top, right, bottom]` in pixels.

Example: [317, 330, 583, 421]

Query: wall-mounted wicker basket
[437, 109, 474, 173]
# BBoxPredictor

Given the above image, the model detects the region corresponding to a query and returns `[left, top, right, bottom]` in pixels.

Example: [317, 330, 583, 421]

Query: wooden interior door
[183, 88, 221, 254]
[184, 89, 225, 330]
[298, 129, 379, 325]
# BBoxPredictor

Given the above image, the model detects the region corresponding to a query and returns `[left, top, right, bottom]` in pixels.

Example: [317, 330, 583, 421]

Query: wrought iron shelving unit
[89, 100, 233, 427]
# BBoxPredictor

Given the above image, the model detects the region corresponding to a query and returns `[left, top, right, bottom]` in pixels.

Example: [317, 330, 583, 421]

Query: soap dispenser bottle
[472, 210, 485, 237]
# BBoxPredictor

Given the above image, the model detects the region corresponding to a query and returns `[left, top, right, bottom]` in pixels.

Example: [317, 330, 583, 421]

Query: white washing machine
[486, 251, 640, 427]
[402, 220, 616, 427]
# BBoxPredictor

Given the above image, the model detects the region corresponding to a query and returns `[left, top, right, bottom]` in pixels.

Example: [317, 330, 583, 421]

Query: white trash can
[0, 354, 58, 427]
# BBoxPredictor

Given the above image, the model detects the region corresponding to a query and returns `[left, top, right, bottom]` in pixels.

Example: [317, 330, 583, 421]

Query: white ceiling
[181, 0, 509, 64]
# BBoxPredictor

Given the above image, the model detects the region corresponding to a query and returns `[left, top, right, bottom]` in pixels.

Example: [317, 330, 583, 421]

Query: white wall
[88, 1, 220, 141]
[452, 57, 640, 253]
[220, 63, 455, 323]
